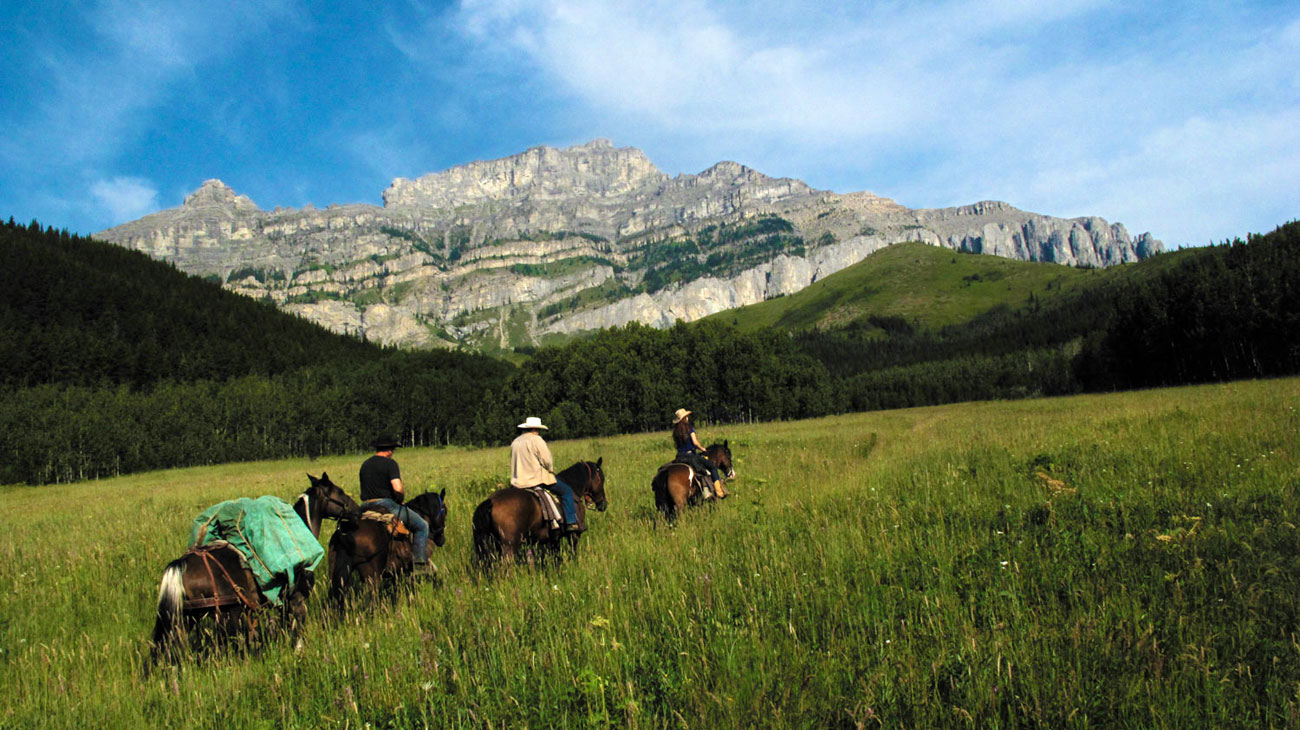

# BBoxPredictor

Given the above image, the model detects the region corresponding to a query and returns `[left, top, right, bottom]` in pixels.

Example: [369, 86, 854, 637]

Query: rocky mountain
[95, 139, 1162, 349]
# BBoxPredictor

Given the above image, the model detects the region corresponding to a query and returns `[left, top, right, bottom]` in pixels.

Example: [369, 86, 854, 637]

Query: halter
[300, 485, 353, 518]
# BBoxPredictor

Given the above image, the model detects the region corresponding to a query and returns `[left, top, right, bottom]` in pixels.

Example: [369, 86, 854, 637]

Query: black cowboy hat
[371, 435, 399, 450]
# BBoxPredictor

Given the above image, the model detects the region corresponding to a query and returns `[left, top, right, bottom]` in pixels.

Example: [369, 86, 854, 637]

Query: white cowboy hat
[672, 408, 691, 424]
[516, 416, 548, 430]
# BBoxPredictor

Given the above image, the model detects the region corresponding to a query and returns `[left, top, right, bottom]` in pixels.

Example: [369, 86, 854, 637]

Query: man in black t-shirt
[359, 435, 432, 574]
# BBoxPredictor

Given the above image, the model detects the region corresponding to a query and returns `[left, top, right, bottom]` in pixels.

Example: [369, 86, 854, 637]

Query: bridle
[300, 485, 354, 520]
[578, 461, 604, 507]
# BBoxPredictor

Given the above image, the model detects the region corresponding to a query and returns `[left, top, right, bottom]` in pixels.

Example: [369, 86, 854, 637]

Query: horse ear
[596, 457, 603, 467]
[307, 472, 318, 484]
[439, 488, 446, 500]
[320, 471, 330, 482]
[723, 439, 728, 449]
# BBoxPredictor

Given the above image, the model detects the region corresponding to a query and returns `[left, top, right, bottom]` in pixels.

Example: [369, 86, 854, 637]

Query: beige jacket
[510, 431, 556, 487]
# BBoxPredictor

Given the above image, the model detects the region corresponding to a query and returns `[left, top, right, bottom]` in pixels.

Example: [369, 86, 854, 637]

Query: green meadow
[704, 241, 1103, 333]
[2, 377, 1299, 728]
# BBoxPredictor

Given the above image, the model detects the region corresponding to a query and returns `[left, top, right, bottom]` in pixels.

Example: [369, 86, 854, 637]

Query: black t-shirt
[359, 454, 401, 502]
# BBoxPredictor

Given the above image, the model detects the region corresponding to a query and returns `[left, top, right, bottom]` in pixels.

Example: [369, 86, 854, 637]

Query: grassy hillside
[3, 376, 1298, 727]
[705, 241, 1200, 335]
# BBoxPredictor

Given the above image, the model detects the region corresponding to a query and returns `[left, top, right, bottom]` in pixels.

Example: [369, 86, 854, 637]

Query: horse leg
[284, 589, 308, 651]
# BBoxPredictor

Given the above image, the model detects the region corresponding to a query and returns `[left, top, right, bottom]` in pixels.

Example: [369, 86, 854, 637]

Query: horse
[472, 459, 607, 564]
[149, 472, 356, 663]
[327, 490, 447, 601]
[652, 440, 735, 521]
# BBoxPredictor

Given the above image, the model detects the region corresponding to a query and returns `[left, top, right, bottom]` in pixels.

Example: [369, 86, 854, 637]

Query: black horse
[327, 490, 447, 601]
[150, 473, 356, 663]
[472, 459, 607, 563]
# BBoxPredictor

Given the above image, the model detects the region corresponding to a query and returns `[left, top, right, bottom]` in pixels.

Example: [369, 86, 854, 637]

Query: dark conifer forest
[0, 219, 512, 484]
[3, 217, 1297, 485]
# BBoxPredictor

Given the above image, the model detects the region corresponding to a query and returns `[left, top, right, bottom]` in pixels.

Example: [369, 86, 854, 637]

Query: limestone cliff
[95, 140, 1163, 348]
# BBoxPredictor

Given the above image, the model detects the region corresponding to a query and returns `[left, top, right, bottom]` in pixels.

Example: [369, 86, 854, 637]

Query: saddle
[520, 487, 564, 528]
[659, 461, 714, 501]
[181, 541, 264, 611]
[358, 510, 412, 540]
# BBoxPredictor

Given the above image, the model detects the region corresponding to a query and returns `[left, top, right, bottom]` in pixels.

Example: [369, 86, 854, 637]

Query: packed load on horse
[150, 474, 355, 663]
[188, 495, 326, 606]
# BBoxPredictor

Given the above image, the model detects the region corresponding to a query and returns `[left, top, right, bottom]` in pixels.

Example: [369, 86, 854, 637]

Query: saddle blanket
[520, 486, 563, 527]
[359, 510, 412, 538]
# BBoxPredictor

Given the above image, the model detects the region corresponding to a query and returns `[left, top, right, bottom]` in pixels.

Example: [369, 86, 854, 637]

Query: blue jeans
[362, 498, 429, 563]
[543, 479, 578, 525]
[677, 451, 721, 483]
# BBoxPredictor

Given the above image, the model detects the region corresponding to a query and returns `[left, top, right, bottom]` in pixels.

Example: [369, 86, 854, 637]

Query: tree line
[473, 220, 1300, 439]
[0, 219, 511, 485]
[4, 217, 1297, 485]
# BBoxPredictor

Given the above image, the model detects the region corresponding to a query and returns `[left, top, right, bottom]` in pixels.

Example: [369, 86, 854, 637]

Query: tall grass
[2, 378, 1298, 728]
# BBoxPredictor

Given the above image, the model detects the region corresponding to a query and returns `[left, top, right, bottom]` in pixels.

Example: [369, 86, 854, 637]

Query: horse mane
[556, 461, 596, 494]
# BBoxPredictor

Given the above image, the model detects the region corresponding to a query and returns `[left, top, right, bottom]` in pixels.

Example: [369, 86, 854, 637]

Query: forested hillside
[4, 218, 1295, 485]
[0, 219, 512, 485]
[475, 220, 1300, 436]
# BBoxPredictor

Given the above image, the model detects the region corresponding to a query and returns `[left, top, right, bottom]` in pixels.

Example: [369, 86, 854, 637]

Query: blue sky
[2, 1, 1297, 246]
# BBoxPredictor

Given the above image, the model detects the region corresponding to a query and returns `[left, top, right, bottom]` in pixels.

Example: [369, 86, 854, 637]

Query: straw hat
[672, 408, 691, 424]
[516, 416, 548, 430]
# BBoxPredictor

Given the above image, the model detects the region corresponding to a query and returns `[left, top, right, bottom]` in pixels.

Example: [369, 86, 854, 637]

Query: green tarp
[189, 496, 325, 607]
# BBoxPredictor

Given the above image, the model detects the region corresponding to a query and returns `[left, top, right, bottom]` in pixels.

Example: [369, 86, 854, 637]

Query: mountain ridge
[95, 140, 1162, 348]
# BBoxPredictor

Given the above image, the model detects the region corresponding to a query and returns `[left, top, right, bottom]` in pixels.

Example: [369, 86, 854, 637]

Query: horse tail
[472, 498, 499, 561]
[327, 530, 355, 603]
[150, 557, 187, 660]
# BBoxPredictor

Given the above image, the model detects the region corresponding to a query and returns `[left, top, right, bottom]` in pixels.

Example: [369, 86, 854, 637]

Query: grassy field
[2, 377, 1299, 728]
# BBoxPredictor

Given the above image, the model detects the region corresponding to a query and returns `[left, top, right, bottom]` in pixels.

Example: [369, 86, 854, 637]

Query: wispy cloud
[445, 0, 1300, 244]
[1, 0, 299, 227]
[91, 176, 159, 222]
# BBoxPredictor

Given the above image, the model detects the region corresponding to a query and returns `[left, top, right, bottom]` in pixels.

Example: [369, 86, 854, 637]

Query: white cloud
[446, 0, 1300, 244]
[91, 176, 159, 223]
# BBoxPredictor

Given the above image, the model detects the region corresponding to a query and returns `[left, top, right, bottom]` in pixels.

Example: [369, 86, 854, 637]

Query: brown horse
[472, 459, 607, 564]
[652, 441, 735, 521]
[149, 473, 355, 663]
[327, 490, 447, 601]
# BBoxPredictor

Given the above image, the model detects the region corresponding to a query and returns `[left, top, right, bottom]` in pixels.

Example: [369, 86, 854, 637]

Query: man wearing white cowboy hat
[510, 416, 580, 533]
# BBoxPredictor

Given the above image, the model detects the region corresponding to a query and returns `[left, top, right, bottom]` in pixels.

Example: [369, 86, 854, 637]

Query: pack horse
[149, 473, 356, 662]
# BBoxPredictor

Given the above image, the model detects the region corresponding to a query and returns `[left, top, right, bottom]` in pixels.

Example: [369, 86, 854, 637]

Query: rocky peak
[382, 139, 668, 209]
[182, 179, 260, 212]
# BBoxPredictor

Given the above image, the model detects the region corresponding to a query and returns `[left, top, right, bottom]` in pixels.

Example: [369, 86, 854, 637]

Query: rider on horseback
[358, 435, 435, 577]
[672, 409, 728, 499]
[510, 416, 582, 534]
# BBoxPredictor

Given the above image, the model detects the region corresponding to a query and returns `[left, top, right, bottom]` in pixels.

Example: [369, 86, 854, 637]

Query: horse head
[300, 472, 360, 536]
[407, 489, 448, 548]
[585, 457, 608, 513]
[707, 441, 736, 479]
[306, 472, 359, 518]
